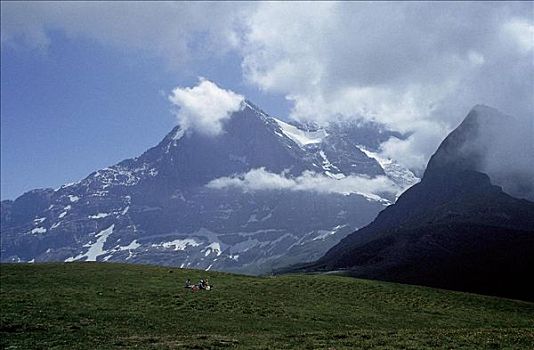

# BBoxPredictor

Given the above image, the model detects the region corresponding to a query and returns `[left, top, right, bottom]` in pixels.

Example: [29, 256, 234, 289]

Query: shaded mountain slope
[1, 101, 417, 274]
[293, 106, 534, 300]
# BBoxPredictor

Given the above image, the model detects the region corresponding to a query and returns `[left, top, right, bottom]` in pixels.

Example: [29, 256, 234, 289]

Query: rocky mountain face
[296, 105, 534, 300]
[1, 101, 418, 274]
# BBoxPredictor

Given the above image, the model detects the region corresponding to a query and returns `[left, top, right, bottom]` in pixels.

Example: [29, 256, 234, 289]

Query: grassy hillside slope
[1, 263, 533, 349]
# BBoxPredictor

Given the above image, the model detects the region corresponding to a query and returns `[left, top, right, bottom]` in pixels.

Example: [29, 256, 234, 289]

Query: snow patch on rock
[89, 213, 111, 219]
[152, 239, 200, 251]
[274, 118, 327, 147]
[31, 227, 46, 234]
[65, 224, 114, 262]
[204, 242, 222, 256]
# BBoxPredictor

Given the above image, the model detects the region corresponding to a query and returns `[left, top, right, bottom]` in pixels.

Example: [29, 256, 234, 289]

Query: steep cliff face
[1, 101, 417, 274]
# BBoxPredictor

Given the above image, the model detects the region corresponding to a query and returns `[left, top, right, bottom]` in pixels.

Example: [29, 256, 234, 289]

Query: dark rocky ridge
[290, 106, 534, 300]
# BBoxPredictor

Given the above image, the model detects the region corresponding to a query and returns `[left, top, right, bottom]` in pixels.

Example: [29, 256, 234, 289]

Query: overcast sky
[1, 1, 533, 199]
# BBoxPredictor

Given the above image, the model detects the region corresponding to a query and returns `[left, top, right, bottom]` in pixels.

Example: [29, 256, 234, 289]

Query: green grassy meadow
[1, 263, 533, 349]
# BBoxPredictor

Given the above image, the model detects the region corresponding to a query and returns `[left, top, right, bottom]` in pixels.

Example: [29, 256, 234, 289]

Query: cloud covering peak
[3, 1, 532, 172]
[239, 2, 533, 171]
[169, 79, 244, 136]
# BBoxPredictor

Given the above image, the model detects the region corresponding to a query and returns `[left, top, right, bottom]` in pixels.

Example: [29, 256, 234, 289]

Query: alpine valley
[1, 101, 419, 274]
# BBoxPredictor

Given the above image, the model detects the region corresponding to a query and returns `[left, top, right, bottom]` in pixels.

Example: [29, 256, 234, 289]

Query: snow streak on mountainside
[1, 100, 419, 274]
[358, 147, 420, 197]
[273, 118, 327, 147]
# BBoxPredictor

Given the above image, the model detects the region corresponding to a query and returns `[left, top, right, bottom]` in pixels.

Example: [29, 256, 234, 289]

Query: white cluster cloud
[239, 2, 534, 170]
[169, 79, 244, 136]
[2, 2, 532, 171]
[206, 167, 401, 201]
[502, 18, 534, 53]
[0, 1, 250, 66]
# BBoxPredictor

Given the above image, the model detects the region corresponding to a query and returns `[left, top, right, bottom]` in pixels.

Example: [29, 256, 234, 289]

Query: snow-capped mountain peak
[1, 99, 419, 274]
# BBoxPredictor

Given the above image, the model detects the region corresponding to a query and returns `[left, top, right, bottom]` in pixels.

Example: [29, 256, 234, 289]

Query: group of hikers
[184, 278, 212, 291]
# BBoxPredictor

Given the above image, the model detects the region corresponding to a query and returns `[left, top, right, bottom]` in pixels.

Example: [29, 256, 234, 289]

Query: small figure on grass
[184, 277, 213, 292]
